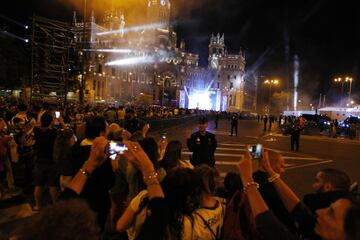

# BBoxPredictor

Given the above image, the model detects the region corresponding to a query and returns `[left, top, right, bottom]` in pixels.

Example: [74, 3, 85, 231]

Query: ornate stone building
[71, 0, 257, 112]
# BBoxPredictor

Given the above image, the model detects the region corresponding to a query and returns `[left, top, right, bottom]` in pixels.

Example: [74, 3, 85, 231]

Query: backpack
[223, 190, 259, 240]
[10, 115, 35, 152]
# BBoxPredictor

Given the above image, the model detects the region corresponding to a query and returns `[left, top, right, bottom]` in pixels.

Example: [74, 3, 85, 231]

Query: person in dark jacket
[290, 119, 302, 151]
[187, 116, 217, 167]
[230, 113, 238, 136]
[263, 115, 268, 131]
[214, 112, 220, 129]
[33, 112, 67, 211]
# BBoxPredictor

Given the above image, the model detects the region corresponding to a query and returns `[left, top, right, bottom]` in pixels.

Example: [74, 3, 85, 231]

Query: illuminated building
[71, 0, 257, 111]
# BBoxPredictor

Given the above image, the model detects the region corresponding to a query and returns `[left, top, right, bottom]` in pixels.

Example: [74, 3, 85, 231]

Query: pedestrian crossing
[182, 142, 333, 177]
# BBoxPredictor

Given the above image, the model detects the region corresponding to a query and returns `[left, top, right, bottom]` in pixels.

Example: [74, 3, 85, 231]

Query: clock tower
[147, 0, 171, 28]
[208, 33, 225, 70]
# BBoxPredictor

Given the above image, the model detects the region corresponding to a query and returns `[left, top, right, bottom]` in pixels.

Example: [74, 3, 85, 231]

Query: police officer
[187, 116, 217, 167]
[214, 112, 220, 129]
[230, 113, 238, 136]
[290, 119, 302, 151]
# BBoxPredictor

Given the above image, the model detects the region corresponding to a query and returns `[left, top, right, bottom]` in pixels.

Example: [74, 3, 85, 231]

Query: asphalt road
[151, 118, 360, 197]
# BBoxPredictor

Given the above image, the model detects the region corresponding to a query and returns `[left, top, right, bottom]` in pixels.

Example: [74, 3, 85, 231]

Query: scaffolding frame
[31, 16, 74, 101]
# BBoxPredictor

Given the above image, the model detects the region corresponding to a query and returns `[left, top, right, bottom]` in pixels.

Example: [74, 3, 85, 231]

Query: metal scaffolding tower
[31, 16, 74, 101]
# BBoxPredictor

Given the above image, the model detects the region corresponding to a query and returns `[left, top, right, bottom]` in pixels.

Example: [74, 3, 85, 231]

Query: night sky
[1, 0, 359, 103]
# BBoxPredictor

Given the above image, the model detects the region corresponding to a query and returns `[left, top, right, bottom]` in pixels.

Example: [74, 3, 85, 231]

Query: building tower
[208, 33, 225, 69]
[147, 0, 171, 28]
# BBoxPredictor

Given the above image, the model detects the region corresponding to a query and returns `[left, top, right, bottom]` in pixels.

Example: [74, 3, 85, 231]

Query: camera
[109, 141, 128, 160]
[248, 144, 263, 159]
[55, 111, 60, 119]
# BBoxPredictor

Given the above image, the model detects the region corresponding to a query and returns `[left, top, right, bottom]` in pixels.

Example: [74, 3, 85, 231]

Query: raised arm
[237, 147, 297, 240]
[261, 150, 300, 212]
[65, 136, 108, 195]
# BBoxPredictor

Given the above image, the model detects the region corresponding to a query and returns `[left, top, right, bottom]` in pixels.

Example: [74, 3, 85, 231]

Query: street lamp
[334, 77, 344, 106]
[334, 76, 354, 106]
[345, 77, 353, 102]
[264, 79, 279, 113]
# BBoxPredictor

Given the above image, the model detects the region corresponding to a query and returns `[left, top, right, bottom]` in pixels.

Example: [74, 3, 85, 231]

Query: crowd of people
[0, 98, 359, 240]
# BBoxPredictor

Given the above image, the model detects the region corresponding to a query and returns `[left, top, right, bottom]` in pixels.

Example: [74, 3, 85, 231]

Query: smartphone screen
[109, 141, 128, 160]
[161, 134, 167, 141]
[55, 111, 60, 118]
[248, 144, 262, 159]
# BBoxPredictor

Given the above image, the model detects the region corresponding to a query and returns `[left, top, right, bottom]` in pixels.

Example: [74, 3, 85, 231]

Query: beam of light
[96, 22, 167, 36]
[0, 30, 29, 43]
[105, 56, 155, 66]
[83, 48, 133, 53]
[0, 14, 28, 29]
[293, 55, 299, 111]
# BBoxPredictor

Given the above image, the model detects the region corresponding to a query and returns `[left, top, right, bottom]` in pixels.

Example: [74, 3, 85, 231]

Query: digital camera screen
[109, 142, 128, 160]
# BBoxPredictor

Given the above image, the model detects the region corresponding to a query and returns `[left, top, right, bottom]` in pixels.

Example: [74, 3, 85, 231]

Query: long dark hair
[159, 140, 182, 172]
[161, 168, 200, 240]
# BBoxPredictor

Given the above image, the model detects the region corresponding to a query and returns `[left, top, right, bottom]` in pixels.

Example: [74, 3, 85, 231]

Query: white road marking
[286, 160, 334, 170]
[216, 147, 244, 151]
[182, 151, 244, 157]
[284, 156, 322, 161]
[183, 142, 334, 171]
[218, 143, 246, 147]
[216, 161, 239, 166]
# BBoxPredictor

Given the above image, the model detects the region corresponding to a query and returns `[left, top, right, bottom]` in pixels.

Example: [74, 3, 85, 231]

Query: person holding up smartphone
[252, 148, 297, 233]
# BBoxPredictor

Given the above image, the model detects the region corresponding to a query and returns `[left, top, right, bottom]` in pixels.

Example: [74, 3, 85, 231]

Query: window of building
[98, 64, 102, 74]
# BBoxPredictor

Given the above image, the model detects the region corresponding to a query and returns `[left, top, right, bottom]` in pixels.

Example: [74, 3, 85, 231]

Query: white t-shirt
[127, 190, 149, 240]
[183, 197, 226, 240]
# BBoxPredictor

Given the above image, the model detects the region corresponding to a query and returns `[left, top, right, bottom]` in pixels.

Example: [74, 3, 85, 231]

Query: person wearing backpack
[10, 103, 36, 183]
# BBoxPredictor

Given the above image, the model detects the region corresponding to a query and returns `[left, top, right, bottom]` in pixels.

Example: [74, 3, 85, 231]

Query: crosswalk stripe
[182, 151, 244, 157]
[216, 161, 238, 166]
[215, 161, 301, 167]
[216, 147, 244, 151]
[284, 156, 321, 161]
[219, 143, 246, 147]
[183, 152, 321, 162]
[286, 160, 334, 170]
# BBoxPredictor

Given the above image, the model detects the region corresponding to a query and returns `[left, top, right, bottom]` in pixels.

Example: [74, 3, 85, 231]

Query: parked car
[301, 114, 331, 133]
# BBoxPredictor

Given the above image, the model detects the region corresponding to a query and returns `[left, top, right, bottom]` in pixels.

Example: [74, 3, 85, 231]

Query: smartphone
[147, 123, 150, 129]
[248, 144, 263, 160]
[161, 133, 167, 141]
[109, 141, 128, 160]
[55, 111, 60, 118]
